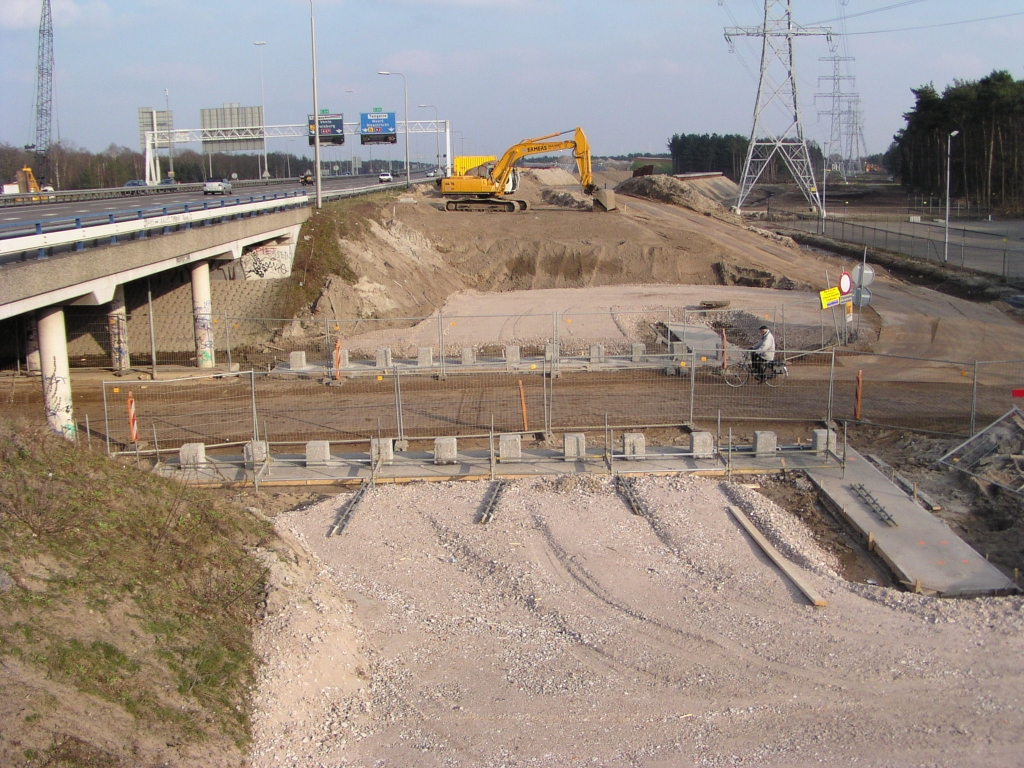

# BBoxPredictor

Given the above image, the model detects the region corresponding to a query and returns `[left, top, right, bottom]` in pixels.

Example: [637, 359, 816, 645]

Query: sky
[1, 0, 1022, 166]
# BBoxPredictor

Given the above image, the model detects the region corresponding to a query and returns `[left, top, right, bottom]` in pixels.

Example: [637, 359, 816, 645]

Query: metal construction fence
[782, 215, 1023, 280]
[95, 348, 1024, 456]
[24, 304, 867, 374]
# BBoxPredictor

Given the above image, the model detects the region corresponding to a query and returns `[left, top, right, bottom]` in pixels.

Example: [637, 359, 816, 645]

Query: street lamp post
[944, 129, 960, 263]
[378, 71, 410, 187]
[164, 89, 174, 179]
[310, 1, 322, 208]
[419, 104, 439, 172]
[255, 41, 268, 179]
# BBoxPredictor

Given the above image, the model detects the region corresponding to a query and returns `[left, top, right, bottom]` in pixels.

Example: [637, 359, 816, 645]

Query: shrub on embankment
[278, 194, 391, 318]
[0, 418, 274, 766]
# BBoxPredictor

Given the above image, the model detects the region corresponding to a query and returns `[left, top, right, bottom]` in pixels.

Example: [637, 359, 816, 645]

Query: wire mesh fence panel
[975, 361, 1024, 429]
[692, 349, 833, 423]
[394, 370, 547, 438]
[549, 363, 691, 431]
[102, 373, 255, 453]
[226, 317, 332, 371]
[253, 372, 398, 444]
[556, 309, 674, 359]
[65, 320, 115, 369]
[833, 352, 977, 434]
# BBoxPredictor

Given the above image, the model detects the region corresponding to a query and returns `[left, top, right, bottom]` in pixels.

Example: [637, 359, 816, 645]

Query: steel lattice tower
[726, 1, 830, 213]
[816, 54, 855, 183]
[30, 0, 54, 178]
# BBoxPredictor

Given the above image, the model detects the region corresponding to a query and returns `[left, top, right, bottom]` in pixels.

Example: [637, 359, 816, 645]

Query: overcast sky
[1, 0, 1022, 165]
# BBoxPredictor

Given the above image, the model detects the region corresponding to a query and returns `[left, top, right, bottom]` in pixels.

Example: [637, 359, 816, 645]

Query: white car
[378, 172, 393, 183]
[203, 179, 233, 195]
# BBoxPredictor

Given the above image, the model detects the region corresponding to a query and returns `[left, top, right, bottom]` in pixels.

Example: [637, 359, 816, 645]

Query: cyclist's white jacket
[750, 331, 776, 361]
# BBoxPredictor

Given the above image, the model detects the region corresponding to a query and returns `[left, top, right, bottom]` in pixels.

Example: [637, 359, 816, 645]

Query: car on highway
[378, 172, 393, 183]
[158, 178, 178, 186]
[122, 179, 147, 195]
[203, 179, 233, 195]
[425, 169, 437, 177]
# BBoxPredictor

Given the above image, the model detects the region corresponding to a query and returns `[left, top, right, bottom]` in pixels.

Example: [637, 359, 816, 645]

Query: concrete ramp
[807, 448, 1017, 597]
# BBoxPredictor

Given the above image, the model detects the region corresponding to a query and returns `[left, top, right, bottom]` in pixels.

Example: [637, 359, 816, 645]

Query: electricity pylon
[28, 0, 54, 183]
[725, 0, 830, 213]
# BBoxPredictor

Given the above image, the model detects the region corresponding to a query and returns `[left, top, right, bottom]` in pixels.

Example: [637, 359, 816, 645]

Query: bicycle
[723, 352, 788, 387]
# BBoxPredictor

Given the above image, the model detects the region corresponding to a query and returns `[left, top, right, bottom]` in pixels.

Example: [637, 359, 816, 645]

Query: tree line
[889, 70, 1024, 210]
[667, 133, 823, 184]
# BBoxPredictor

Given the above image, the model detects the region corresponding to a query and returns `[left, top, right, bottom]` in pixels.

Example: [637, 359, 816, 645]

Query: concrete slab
[806, 448, 1017, 597]
[666, 323, 723, 357]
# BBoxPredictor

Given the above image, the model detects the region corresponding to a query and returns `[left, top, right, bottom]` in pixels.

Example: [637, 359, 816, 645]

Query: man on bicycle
[750, 325, 775, 382]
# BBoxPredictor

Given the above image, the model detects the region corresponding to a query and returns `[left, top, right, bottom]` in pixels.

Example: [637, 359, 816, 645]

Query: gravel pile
[249, 475, 1024, 767]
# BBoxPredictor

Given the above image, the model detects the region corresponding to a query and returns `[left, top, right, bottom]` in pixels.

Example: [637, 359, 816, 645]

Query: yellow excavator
[441, 127, 613, 212]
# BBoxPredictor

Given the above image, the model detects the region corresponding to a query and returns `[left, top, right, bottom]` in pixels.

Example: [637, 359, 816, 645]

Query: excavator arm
[488, 127, 597, 195]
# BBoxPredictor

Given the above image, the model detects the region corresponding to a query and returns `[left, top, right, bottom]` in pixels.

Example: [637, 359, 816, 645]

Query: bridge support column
[107, 284, 130, 373]
[25, 318, 41, 374]
[190, 261, 215, 369]
[37, 306, 75, 439]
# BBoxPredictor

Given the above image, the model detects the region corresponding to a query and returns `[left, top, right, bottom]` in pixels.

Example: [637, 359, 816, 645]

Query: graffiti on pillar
[193, 299, 216, 368]
[43, 360, 75, 439]
[107, 314, 130, 372]
[241, 245, 294, 280]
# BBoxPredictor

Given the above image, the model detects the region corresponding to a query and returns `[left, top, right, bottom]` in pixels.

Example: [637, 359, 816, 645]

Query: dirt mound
[682, 173, 741, 205]
[521, 167, 580, 186]
[616, 175, 741, 225]
[541, 188, 590, 210]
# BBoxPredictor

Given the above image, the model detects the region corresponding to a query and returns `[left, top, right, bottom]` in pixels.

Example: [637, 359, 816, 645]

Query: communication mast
[28, 0, 54, 182]
[725, 0, 830, 213]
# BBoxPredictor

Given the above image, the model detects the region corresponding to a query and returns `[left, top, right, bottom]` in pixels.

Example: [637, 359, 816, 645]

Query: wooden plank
[727, 505, 828, 608]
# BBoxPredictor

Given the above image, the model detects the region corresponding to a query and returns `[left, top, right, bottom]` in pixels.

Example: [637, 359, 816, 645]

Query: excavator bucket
[593, 189, 617, 211]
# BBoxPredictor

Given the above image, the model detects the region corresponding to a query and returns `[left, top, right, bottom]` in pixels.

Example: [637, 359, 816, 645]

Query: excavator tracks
[444, 198, 528, 213]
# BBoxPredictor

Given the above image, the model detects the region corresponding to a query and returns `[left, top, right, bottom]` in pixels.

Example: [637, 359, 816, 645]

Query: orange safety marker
[127, 390, 139, 444]
[518, 380, 529, 432]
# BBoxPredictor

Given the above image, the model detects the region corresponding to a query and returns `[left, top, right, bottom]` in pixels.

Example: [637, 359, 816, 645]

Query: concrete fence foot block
[622, 432, 645, 461]
[461, 347, 476, 366]
[370, 438, 394, 464]
[505, 345, 521, 365]
[753, 431, 778, 457]
[375, 348, 392, 369]
[434, 436, 458, 465]
[417, 347, 433, 367]
[245, 440, 270, 467]
[690, 431, 715, 459]
[498, 434, 522, 462]
[590, 344, 605, 364]
[812, 429, 838, 456]
[306, 440, 332, 467]
[670, 342, 686, 359]
[631, 343, 645, 363]
[545, 343, 560, 362]
[563, 433, 586, 461]
[179, 442, 206, 469]
[289, 350, 307, 370]
[337, 349, 350, 368]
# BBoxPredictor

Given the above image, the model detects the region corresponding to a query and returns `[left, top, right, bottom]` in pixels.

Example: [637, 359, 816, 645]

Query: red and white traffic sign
[838, 271, 853, 295]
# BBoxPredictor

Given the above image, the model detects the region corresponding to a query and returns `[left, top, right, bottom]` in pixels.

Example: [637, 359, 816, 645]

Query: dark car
[158, 178, 178, 186]
[122, 179, 147, 195]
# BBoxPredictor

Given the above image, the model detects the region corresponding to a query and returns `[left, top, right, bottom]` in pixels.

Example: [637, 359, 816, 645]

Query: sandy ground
[316, 177, 1024, 369]
[248, 476, 1024, 767]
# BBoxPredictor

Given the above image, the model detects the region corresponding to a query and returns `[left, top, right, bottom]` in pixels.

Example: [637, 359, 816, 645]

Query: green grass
[0, 418, 275, 761]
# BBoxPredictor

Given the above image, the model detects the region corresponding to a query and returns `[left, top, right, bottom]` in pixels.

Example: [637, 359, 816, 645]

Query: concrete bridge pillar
[190, 261, 215, 369]
[25, 318, 41, 374]
[107, 284, 130, 373]
[37, 306, 75, 439]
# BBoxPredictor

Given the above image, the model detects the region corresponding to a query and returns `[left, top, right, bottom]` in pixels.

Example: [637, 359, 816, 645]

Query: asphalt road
[0, 171, 433, 230]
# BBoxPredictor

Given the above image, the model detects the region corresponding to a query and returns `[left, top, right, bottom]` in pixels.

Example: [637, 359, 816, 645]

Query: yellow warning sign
[819, 287, 841, 309]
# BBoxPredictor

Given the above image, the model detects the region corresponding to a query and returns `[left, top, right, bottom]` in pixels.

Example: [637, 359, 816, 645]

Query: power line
[808, 0, 929, 26]
[843, 10, 1024, 35]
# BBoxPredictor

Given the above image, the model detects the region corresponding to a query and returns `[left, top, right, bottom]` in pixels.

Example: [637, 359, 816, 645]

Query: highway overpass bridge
[1, 193, 311, 438]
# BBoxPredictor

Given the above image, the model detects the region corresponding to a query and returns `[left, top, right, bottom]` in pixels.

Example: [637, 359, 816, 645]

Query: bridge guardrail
[0, 178, 307, 208]
[0, 178, 433, 259]
[0, 191, 309, 258]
